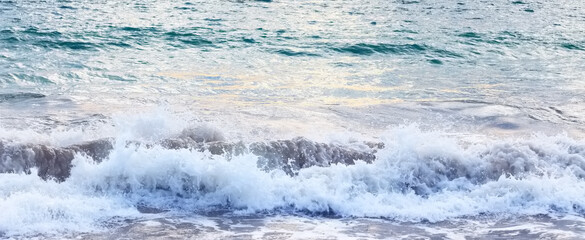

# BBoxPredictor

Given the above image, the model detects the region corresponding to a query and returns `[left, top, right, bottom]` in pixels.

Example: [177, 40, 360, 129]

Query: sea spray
[2, 124, 585, 237]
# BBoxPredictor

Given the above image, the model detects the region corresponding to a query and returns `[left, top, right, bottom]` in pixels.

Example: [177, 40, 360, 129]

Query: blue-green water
[2, 0, 585, 239]
[2, 0, 585, 110]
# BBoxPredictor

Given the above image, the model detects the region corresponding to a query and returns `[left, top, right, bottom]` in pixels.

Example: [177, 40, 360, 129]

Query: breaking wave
[1, 123, 585, 236]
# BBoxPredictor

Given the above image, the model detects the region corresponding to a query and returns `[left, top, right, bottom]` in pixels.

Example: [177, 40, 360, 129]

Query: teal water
[2, 0, 585, 239]
[1, 0, 584, 111]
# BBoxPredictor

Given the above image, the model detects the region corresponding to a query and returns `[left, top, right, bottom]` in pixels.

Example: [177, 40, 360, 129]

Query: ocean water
[2, 0, 585, 239]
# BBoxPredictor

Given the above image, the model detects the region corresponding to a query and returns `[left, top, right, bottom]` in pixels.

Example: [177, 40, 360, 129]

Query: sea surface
[2, 0, 585, 239]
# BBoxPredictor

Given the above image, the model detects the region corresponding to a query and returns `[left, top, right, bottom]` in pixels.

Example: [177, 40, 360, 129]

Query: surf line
[0, 135, 382, 181]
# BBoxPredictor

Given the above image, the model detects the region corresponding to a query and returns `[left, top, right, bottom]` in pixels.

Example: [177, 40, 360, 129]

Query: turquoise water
[2, 0, 585, 239]
[2, 0, 585, 110]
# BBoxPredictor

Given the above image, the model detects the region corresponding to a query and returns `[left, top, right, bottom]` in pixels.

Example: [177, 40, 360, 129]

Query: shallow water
[1, 0, 585, 239]
[64, 214, 585, 240]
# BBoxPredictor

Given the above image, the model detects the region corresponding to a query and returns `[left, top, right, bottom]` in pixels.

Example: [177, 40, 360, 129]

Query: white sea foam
[1, 122, 585, 237]
[0, 169, 138, 236]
